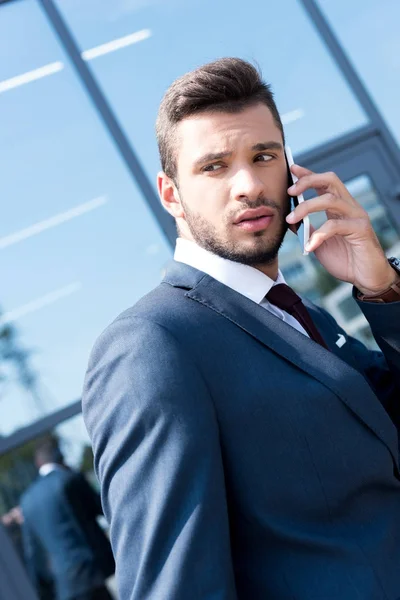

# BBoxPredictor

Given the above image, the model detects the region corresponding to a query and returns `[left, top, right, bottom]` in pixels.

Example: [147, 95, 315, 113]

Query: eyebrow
[193, 141, 283, 168]
[193, 150, 232, 168]
[251, 141, 283, 152]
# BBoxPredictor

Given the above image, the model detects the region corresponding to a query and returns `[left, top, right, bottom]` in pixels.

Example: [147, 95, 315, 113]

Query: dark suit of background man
[82, 58, 400, 599]
[20, 438, 115, 600]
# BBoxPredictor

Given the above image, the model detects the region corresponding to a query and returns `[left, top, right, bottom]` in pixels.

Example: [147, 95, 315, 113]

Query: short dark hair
[34, 436, 64, 466]
[156, 57, 285, 180]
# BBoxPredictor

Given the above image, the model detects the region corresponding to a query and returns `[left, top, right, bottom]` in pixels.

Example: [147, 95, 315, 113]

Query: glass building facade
[1, 0, 400, 596]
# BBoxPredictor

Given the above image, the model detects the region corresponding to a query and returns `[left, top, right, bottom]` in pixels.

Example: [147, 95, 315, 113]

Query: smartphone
[285, 145, 310, 256]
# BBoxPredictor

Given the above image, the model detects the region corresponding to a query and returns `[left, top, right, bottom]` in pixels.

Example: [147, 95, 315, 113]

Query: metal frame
[37, 0, 177, 247]
[299, 0, 400, 171]
[305, 135, 400, 229]
[299, 124, 377, 166]
[0, 400, 81, 455]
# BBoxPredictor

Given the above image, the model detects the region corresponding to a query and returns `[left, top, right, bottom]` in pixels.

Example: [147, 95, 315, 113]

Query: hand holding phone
[285, 145, 310, 256]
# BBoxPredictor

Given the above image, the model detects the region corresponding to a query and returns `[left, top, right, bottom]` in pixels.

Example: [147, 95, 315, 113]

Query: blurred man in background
[20, 438, 115, 600]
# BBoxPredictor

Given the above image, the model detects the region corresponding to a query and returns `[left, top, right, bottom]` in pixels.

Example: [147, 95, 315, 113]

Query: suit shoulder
[93, 282, 197, 347]
[20, 475, 49, 509]
[121, 280, 195, 323]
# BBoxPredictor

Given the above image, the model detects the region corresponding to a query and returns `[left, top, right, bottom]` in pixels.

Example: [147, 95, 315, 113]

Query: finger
[305, 218, 369, 252]
[290, 164, 314, 178]
[286, 193, 361, 224]
[288, 170, 346, 197]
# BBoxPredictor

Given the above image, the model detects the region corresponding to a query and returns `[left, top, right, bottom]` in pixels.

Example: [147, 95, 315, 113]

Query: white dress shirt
[39, 463, 62, 477]
[174, 238, 309, 337]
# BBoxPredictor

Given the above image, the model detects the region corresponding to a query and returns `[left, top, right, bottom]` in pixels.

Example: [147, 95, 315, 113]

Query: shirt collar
[174, 238, 286, 304]
[39, 463, 62, 477]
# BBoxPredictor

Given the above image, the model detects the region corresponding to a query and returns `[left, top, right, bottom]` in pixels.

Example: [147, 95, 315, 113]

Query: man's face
[163, 103, 291, 267]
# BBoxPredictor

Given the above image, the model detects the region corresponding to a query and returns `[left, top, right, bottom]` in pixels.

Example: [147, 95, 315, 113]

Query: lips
[234, 207, 275, 224]
[234, 209, 274, 233]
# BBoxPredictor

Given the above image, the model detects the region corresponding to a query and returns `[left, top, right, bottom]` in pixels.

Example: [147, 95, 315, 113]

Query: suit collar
[163, 260, 399, 470]
[163, 260, 206, 290]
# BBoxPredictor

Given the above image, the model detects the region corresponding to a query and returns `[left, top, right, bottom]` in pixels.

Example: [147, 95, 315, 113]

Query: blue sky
[0, 0, 399, 437]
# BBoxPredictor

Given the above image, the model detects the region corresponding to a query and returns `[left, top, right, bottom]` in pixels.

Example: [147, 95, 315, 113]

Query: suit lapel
[164, 261, 399, 468]
[303, 298, 354, 361]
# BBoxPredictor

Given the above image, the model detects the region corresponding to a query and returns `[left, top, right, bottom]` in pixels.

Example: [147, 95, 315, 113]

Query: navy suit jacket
[21, 467, 114, 600]
[83, 261, 400, 600]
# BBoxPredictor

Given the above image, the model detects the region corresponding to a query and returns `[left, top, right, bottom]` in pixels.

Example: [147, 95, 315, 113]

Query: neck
[253, 260, 279, 281]
[177, 236, 280, 281]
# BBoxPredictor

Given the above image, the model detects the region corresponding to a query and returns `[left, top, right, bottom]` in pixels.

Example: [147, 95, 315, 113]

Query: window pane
[55, 0, 368, 179]
[0, 0, 172, 436]
[317, 0, 400, 147]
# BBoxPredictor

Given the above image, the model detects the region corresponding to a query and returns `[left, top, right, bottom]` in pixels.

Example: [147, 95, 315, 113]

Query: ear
[157, 172, 184, 219]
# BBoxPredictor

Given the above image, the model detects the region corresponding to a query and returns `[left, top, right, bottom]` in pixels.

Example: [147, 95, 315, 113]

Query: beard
[180, 194, 291, 267]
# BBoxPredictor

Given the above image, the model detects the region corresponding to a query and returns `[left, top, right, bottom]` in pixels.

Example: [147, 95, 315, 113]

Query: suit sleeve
[82, 316, 237, 600]
[355, 294, 400, 382]
[21, 518, 38, 588]
[355, 294, 400, 424]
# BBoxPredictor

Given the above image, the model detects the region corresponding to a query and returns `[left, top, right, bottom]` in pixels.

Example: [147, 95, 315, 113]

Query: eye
[254, 153, 274, 163]
[202, 163, 224, 172]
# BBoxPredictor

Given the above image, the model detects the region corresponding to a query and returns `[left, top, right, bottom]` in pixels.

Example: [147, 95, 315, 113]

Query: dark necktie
[266, 284, 328, 349]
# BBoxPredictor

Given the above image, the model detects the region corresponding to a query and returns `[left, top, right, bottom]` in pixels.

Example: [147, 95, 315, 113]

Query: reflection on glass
[0, 414, 93, 520]
[318, 0, 400, 147]
[281, 175, 400, 348]
[346, 176, 400, 251]
[0, 414, 115, 599]
[0, 1, 172, 436]
[55, 0, 368, 179]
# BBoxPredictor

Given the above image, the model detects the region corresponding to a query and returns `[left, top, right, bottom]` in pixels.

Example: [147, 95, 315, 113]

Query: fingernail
[305, 241, 311, 251]
[288, 185, 296, 193]
[286, 212, 295, 223]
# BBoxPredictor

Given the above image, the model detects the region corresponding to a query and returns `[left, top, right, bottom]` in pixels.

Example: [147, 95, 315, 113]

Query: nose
[231, 167, 264, 202]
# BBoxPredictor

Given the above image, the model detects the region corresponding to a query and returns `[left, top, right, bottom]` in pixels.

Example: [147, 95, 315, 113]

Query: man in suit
[82, 58, 400, 599]
[20, 438, 115, 600]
